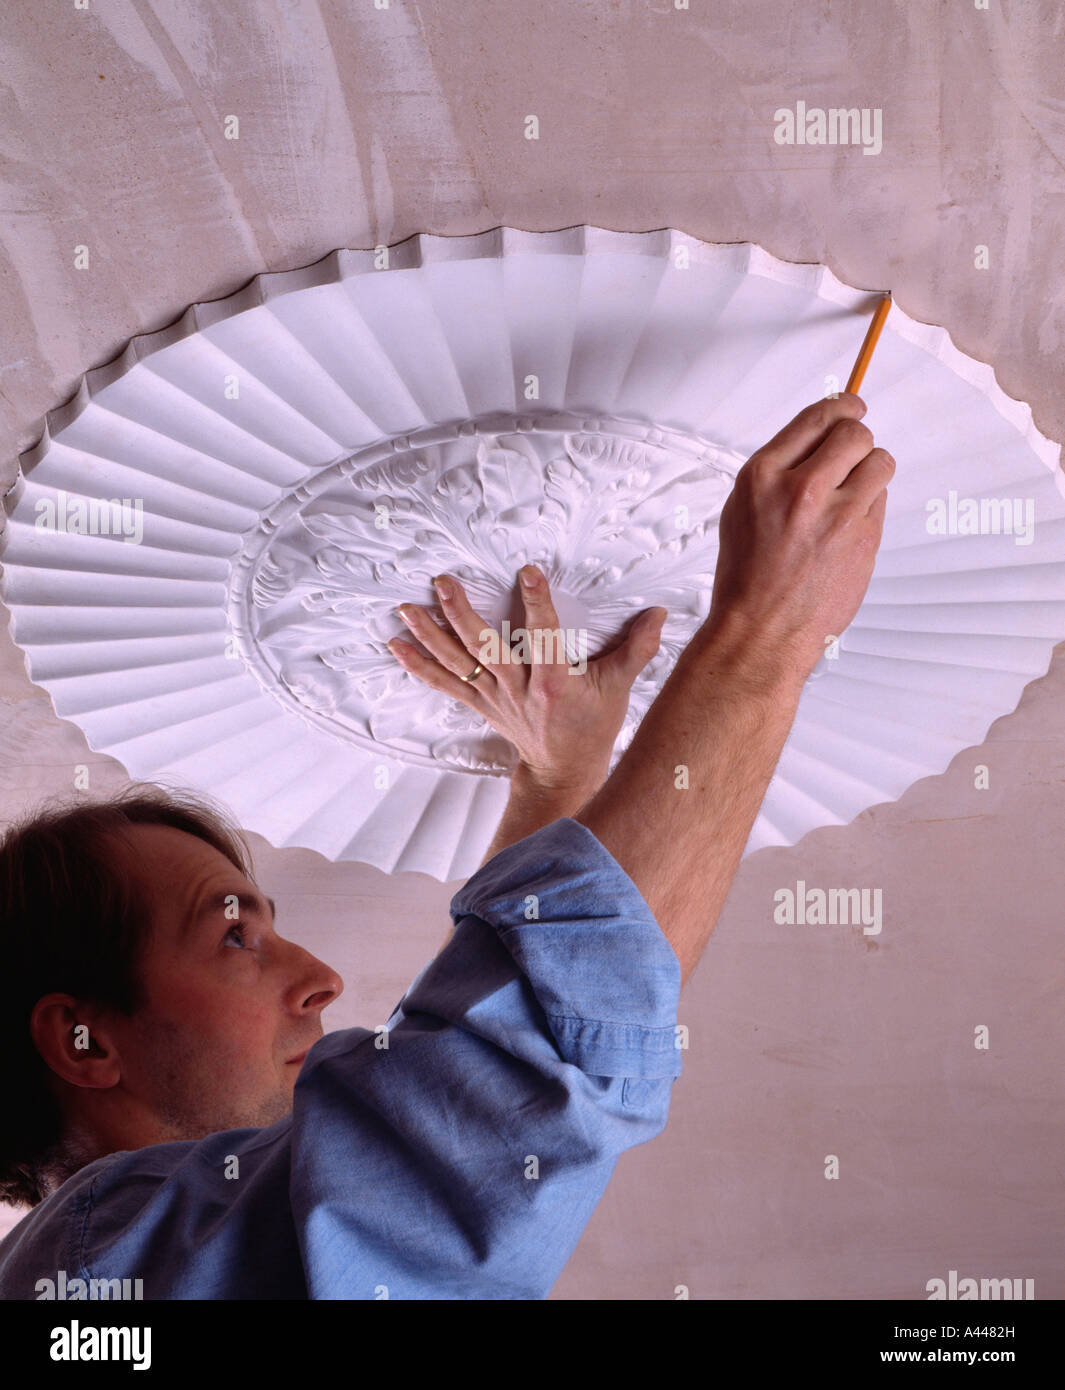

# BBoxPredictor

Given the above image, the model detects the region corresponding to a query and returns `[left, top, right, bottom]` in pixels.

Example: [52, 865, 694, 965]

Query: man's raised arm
[576, 393, 895, 986]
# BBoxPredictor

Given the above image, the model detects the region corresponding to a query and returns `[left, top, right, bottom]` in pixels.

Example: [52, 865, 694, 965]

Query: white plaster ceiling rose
[2, 227, 1063, 880]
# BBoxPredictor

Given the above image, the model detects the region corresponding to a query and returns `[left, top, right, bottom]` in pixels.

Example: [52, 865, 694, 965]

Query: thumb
[596, 606, 667, 684]
[637, 606, 668, 660]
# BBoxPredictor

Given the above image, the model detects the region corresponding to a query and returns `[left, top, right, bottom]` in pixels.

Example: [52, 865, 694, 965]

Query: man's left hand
[387, 565, 667, 793]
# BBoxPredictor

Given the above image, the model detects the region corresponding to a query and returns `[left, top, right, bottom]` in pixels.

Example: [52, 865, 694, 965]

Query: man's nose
[287, 942, 344, 1010]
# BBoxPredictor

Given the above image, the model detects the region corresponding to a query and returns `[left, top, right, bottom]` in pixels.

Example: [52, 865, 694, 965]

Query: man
[0, 394, 892, 1299]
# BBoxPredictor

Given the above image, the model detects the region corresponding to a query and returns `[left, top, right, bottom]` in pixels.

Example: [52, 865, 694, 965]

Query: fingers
[517, 566, 564, 665]
[860, 471, 891, 524]
[793, 416, 877, 493]
[428, 573, 525, 688]
[750, 394, 867, 473]
[386, 634, 491, 706]
[393, 579, 497, 687]
[388, 566, 576, 703]
[390, 566, 665, 707]
[593, 606, 667, 686]
[839, 446, 895, 512]
[518, 564, 592, 694]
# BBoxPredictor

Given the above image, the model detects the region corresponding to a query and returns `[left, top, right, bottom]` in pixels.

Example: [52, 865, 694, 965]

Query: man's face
[98, 823, 344, 1143]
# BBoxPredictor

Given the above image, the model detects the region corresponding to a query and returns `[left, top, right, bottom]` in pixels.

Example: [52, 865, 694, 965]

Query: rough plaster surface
[1, 1, 1063, 1298]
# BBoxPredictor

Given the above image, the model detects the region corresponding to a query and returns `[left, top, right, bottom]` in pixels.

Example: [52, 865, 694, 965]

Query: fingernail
[433, 575, 453, 600]
[520, 565, 541, 589]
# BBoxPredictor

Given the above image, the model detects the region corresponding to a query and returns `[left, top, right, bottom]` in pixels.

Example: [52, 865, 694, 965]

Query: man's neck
[33, 1127, 109, 1204]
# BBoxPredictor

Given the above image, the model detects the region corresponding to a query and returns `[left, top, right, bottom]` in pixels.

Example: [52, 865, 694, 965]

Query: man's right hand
[576, 392, 896, 984]
[704, 393, 895, 682]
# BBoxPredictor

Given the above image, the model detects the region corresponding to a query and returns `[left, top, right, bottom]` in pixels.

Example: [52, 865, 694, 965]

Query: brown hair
[0, 783, 255, 1208]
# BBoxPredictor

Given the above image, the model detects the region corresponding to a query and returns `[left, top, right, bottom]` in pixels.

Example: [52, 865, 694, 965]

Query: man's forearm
[479, 761, 608, 869]
[575, 615, 808, 986]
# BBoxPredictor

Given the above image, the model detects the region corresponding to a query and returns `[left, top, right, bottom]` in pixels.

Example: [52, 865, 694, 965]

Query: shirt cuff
[448, 817, 683, 1080]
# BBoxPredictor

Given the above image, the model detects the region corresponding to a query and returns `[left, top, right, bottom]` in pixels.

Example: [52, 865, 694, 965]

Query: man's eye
[223, 923, 248, 949]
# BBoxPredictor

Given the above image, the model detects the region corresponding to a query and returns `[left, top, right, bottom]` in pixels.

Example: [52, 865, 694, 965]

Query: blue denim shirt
[0, 818, 682, 1299]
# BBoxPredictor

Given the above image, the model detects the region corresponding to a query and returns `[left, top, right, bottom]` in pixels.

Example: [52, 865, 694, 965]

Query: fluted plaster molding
[2, 227, 1063, 879]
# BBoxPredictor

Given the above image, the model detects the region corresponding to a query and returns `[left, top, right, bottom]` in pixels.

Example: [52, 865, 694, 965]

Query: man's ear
[30, 995, 122, 1090]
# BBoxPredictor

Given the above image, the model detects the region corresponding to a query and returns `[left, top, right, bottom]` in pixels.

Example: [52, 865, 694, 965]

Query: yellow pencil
[845, 292, 892, 395]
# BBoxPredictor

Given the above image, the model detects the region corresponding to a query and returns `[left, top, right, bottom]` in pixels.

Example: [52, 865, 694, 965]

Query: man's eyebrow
[183, 889, 276, 938]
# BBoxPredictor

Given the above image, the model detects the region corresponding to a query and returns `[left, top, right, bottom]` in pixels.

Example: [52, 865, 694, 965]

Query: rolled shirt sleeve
[445, 815, 682, 1079]
[290, 816, 683, 1298]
